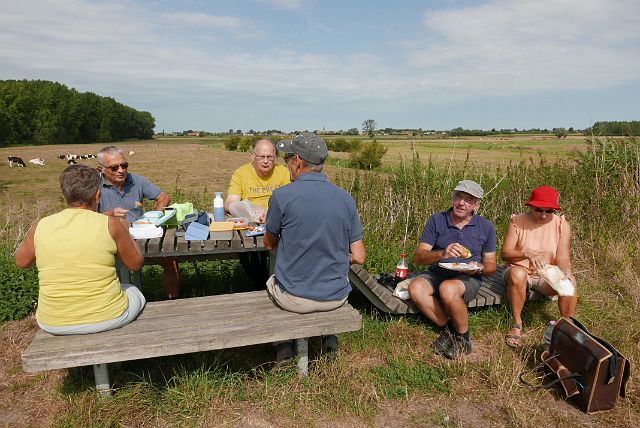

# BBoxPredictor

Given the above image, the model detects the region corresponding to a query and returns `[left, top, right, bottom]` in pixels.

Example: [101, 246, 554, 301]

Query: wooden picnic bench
[21, 291, 362, 395]
[348, 264, 546, 315]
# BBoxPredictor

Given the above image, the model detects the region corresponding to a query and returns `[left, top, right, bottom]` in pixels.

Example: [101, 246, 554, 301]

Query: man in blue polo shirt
[408, 180, 497, 359]
[264, 133, 365, 366]
[97, 146, 179, 299]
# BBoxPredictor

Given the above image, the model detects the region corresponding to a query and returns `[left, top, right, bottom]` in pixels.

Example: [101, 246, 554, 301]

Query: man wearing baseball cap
[407, 179, 497, 359]
[264, 133, 366, 366]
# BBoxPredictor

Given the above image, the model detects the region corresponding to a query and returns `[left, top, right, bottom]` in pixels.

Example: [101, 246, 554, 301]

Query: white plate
[438, 262, 478, 272]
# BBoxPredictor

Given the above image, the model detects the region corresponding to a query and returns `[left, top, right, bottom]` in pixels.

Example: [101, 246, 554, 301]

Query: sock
[445, 321, 456, 333]
[454, 330, 469, 340]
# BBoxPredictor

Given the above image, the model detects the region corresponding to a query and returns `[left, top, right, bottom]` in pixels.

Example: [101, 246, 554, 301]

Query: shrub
[349, 139, 388, 170]
[328, 138, 362, 153]
[224, 135, 240, 151]
[0, 246, 39, 322]
[238, 137, 251, 152]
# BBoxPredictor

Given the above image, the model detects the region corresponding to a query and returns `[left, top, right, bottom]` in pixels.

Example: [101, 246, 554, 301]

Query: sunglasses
[533, 208, 555, 214]
[101, 162, 129, 172]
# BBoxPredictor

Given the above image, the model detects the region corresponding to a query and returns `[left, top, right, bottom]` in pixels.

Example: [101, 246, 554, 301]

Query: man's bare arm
[264, 231, 278, 250]
[224, 194, 241, 213]
[349, 240, 365, 265]
[154, 191, 171, 211]
[414, 242, 468, 266]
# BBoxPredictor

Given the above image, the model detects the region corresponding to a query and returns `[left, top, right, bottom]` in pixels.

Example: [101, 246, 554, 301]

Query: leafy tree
[224, 135, 241, 151]
[553, 127, 568, 139]
[347, 127, 359, 135]
[350, 139, 388, 170]
[362, 119, 377, 138]
[0, 79, 155, 146]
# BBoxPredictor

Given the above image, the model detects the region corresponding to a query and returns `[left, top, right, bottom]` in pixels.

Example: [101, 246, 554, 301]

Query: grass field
[1, 136, 638, 427]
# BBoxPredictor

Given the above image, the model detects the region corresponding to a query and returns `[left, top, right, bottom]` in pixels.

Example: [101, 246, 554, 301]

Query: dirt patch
[0, 317, 69, 427]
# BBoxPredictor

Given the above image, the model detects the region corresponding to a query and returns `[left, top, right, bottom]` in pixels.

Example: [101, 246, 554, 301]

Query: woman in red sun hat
[500, 185, 577, 348]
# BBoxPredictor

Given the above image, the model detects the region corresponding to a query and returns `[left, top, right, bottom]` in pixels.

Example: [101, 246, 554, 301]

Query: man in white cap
[407, 180, 497, 359]
[264, 133, 366, 366]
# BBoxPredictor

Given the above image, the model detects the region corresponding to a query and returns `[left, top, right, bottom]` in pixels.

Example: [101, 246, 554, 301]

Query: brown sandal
[505, 323, 523, 348]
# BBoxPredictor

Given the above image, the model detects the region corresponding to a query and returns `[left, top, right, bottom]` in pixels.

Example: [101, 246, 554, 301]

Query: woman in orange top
[501, 185, 577, 348]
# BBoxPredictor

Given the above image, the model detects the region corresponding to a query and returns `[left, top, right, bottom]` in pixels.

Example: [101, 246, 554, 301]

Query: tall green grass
[2, 137, 640, 425]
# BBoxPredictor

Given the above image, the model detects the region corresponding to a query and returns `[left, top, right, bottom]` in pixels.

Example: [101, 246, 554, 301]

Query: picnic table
[119, 225, 273, 289]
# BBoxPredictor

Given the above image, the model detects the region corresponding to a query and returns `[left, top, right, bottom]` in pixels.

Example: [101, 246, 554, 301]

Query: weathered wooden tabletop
[135, 226, 269, 263]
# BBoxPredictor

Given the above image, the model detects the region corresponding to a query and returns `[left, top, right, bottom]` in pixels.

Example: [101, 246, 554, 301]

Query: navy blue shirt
[98, 173, 162, 222]
[266, 172, 363, 301]
[420, 208, 497, 279]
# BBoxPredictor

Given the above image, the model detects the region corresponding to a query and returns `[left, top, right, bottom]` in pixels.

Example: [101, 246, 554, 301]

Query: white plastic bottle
[213, 192, 225, 222]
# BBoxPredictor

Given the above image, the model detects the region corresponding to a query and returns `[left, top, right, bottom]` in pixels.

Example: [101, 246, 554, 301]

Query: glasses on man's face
[253, 152, 275, 162]
[101, 162, 129, 172]
[533, 208, 555, 214]
[453, 192, 478, 205]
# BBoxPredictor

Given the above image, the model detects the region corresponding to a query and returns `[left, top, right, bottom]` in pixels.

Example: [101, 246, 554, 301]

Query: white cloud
[0, 0, 637, 130]
[406, 0, 640, 97]
[256, 0, 305, 10]
[159, 12, 243, 29]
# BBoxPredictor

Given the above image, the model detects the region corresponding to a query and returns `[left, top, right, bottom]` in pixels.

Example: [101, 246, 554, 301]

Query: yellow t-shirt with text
[227, 163, 290, 208]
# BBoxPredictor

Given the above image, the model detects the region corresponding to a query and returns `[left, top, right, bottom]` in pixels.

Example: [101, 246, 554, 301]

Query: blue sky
[1, 0, 638, 132]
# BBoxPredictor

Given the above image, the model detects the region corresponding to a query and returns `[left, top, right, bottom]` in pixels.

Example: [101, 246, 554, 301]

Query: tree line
[0, 80, 155, 147]
[588, 121, 640, 136]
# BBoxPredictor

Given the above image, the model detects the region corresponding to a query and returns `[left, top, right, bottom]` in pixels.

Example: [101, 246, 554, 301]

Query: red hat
[526, 185, 561, 210]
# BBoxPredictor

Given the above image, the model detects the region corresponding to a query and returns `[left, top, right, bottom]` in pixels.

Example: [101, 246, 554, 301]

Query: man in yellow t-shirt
[225, 139, 290, 288]
[225, 139, 290, 223]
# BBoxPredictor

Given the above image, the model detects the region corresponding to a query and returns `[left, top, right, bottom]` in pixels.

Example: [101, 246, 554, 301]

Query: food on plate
[438, 262, 482, 273]
[460, 246, 471, 259]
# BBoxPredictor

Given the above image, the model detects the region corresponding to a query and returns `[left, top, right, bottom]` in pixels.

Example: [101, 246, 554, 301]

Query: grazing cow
[29, 158, 45, 166]
[8, 156, 26, 167]
[65, 154, 80, 161]
[67, 159, 77, 165]
[57, 154, 66, 160]
[128, 150, 135, 156]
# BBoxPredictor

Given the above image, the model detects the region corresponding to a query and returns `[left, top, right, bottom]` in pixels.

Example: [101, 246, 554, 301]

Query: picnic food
[536, 265, 575, 296]
[438, 262, 477, 272]
[460, 246, 472, 259]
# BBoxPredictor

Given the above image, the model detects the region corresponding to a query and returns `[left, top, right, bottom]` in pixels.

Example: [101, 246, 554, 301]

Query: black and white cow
[8, 156, 26, 167]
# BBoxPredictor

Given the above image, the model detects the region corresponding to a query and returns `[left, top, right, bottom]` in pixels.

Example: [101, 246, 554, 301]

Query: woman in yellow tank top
[501, 185, 578, 348]
[14, 165, 146, 335]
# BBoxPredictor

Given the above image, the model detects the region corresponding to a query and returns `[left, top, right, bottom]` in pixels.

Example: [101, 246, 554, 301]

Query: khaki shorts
[266, 275, 347, 314]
